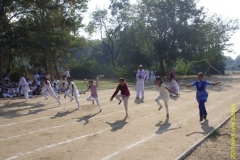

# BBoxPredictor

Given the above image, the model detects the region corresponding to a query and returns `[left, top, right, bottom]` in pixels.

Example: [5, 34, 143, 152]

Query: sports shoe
[199, 118, 203, 122]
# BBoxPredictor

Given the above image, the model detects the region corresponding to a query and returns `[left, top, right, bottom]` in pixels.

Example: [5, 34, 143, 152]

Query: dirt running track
[0, 75, 239, 160]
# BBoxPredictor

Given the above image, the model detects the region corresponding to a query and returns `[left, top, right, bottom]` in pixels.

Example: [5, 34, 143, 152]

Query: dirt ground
[0, 75, 239, 160]
[185, 111, 240, 160]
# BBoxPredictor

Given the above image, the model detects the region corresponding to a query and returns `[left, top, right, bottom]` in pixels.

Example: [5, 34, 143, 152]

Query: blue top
[191, 80, 211, 89]
[191, 80, 212, 102]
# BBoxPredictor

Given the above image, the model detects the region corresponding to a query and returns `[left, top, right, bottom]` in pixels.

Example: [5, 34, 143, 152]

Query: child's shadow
[75, 111, 101, 125]
[155, 117, 181, 134]
[134, 98, 144, 104]
[186, 119, 219, 140]
[106, 116, 128, 132]
[51, 109, 78, 119]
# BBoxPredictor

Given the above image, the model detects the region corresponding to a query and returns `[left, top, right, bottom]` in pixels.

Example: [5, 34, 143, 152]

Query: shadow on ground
[155, 117, 181, 134]
[106, 116, 128, 132]
[75, 111, 101, 125]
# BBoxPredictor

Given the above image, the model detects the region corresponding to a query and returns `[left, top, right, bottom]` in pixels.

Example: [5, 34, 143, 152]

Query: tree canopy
[0, 0, 239, 80]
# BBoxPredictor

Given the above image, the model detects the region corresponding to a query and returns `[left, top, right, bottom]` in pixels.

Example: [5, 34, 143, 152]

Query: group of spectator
[0, 70, 68, 98]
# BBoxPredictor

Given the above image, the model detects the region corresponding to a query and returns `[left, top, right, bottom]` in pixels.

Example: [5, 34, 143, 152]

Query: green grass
[74, 79, 135, 91]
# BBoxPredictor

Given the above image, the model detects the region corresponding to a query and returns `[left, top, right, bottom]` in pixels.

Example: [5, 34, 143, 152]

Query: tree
[86, 0, 129, 68]
[0, 0, 88, 78]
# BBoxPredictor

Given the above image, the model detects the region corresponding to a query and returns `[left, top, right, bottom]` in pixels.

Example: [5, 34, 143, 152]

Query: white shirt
[136, 69, 145, 80]
[63, 70, 70, 78]
[33, 74, 39, 82]
[19, 77, 28, 87]
[53, 80, 59, 86]
[158, 83, 170, 101]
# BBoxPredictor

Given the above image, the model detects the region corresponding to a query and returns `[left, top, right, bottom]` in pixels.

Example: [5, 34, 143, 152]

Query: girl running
[41, 77, 61, 105]
[155, 76, 179, 117]
[64, 77, 81, 110]
[84, 77, 102, 112]
[181, 72, 220, 122]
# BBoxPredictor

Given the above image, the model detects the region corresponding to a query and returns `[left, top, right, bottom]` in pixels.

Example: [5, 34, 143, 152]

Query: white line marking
[0, 100, 192, 142]
[0, 92, 164, 127]
[4, 114, 155, 160]
[101, 93, 240, 160]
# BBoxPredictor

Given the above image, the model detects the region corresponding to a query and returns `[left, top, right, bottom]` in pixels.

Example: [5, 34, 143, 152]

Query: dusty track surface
[0, 75, 239, 160]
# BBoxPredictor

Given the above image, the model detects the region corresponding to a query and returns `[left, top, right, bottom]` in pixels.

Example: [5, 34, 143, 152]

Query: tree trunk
[159, 59, 166, 76]
[54, 64, 59, 79]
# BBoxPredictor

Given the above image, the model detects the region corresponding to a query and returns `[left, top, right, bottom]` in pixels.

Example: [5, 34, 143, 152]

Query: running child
[181, 72, 220, 122]
[155, 76, 179, 117]
[84, 77, 102, 112]
[41, 77, 61, 105]
[64, 77, 81, 110]
[110, 77, 130, 117]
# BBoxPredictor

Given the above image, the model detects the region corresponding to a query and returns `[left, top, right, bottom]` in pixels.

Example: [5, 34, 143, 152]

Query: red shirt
[111, 83, 130, 99]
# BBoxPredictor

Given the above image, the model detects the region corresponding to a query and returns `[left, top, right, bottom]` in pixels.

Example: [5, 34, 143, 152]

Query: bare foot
[166, 114, 169, 117]
[158, 106, 162, 110]
[118, 100, 122, 105]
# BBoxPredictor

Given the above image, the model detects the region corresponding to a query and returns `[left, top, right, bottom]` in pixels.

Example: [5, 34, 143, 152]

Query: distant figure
[150, 70, 155, 84]
[136, 65, 145, 99]
[168, 68, 179, 97]
[144, 69, 149, 84]
[19, 74, 30, 102]
[63, 67, 70, 84]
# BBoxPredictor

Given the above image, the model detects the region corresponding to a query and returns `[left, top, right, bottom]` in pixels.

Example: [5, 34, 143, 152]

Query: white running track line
[0, 91, 177, 127]
[0, 99, 193, 141]
[4, 113, 156, 160]
[101, 94, 240, 160]
[3, 93, 238, 159]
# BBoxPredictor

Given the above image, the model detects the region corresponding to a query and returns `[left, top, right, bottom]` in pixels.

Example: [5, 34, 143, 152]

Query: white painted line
[0, 92, 166, 127]
[0, 100, 192, 141]
[0, 116, 52, 127]
[4, 113, 156, 160]
[101, 93, 240, 160]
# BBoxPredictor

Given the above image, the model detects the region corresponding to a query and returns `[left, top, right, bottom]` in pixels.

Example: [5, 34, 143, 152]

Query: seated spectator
[59, 82, 67, 93]
[26, 78, 32, 86]
[53, 82, 59, 93]
[53, 77, 60, 89]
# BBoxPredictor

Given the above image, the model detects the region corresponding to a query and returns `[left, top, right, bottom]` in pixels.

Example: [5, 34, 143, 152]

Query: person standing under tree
[181, 72, 221, 122]
[19, 74, 30, 102]
[63, 67, 70, 84]
[144, 69, 149, 85]
[136, 65, 145, 99]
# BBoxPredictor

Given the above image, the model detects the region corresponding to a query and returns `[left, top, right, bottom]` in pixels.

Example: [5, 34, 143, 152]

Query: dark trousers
[198, 99, 207, 118]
